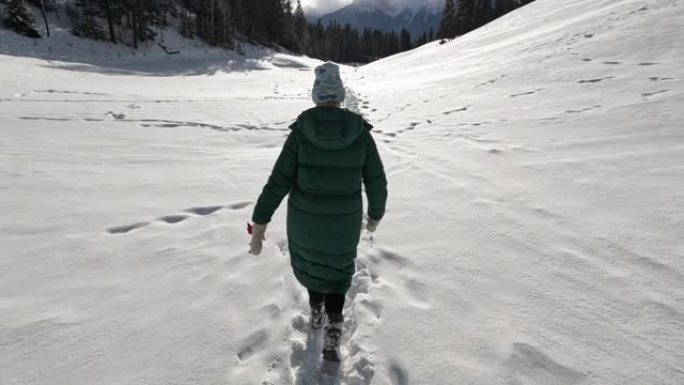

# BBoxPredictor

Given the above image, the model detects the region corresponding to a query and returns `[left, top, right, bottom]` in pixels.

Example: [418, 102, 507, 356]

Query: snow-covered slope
[2, 0, 683, 385]
[348, 0, 684, 383]
[0, 18, 289, 73]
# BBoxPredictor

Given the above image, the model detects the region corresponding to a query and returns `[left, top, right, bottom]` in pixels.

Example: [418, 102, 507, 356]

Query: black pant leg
[308, 290, 325, 308]
[324, 293, 345, 315]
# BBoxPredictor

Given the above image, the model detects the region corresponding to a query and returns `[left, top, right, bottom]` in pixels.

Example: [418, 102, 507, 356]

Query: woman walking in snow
[248, 62, 388, 362]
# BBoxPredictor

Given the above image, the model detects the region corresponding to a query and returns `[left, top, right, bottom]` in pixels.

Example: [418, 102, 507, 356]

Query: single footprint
[228, 202, 251, 210]
[403, 279, 431, 309]
[20, 117, 69, 121]
[376, 249, 410, 266]
[510, 89, 543, 97]
[352, 356, 375, 384]
[236, 330, 269, 361]
[291, 313, 308, 332]
[388, 361, 410, 385]
[262, 303, 281, 319]
[508, 343, 587, 384]
[158, 215, 189, 224]
[290, 339, 307, 368]
[186, 206, 223, 216]
[642, 90, 669, 97]
[107, 222, 149, 234]
[443, 106, 470, 115]
[578, 76, 614, 83]
[106, 111, 126, 120]
[359, 298, 382, 319]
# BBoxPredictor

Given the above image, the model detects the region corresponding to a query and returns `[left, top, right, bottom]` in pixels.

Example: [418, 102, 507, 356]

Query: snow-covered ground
[1, 0, 683, 384]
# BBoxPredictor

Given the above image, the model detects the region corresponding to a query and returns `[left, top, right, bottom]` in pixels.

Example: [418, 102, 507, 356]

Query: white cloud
[300, 0, 353, 16]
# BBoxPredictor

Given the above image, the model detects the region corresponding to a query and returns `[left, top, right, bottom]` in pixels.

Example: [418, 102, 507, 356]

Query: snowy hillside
[0, 10, 283, 68]
[2, 0, 683, 385]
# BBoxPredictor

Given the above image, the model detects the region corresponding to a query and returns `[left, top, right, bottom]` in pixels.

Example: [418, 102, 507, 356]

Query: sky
[300, 0, 353, 16]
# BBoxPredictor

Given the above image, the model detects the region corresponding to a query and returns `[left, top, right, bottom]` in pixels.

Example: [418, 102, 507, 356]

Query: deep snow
[2, 0, 683, 384]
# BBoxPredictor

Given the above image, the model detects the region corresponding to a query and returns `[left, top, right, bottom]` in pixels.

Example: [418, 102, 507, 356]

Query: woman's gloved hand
[248, 223, 267, 255]
[366, 216, 381, 233]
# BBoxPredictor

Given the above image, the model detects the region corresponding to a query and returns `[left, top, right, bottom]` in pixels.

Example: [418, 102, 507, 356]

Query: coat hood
[290, 107, 373, 150]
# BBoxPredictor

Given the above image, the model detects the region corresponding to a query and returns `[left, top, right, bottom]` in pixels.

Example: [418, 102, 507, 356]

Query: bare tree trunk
[84, 0, 93, 30]
[131, 11, 138, 49]
[209, 0, 215, 45]
[54, 0, 61, 21]
[39, 0, 50, 36]
[104, 0, 117, 44]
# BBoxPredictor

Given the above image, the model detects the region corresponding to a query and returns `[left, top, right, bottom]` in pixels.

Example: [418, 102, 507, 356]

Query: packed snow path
[2, 0, 684, 384]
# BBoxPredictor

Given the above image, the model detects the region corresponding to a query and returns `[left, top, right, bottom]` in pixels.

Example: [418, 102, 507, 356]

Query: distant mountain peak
[350, 0, 398, 15]
[349, 0, 445, 17]
[319, 1, 443, 39]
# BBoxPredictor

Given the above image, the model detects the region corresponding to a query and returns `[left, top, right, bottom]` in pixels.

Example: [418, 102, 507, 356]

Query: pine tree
[277, 0, 298, 51]
[95, 0, 123, 44]
[455, 0, 475, 35]
[389, 30, 400, 55]
[36, 0, 50, 36]
[474, 0, 494, 27]
[416, 32, 428, 47]
[293, 0, 308, 53]
[5, 0, 41, 38]
[437, 0, 457, 39]
[122, 0, 158, 48]
[400, 28, 411, 51]
[69, 0, 105, 40]
[495, 0, 518, 17]
[179, 5, 195, 38]
[361, 28, 372, 61]
[220, 0, 234, 48]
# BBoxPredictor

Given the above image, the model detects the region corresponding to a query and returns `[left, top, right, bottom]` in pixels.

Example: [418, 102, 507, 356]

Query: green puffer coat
[252, 106, 388, 294]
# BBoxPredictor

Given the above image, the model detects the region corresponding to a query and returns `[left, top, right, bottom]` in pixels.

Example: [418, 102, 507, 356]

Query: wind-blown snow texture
[2, 0, 684, 384]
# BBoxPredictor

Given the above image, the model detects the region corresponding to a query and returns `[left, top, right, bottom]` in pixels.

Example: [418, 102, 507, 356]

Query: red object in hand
[247, 223, 254, 235]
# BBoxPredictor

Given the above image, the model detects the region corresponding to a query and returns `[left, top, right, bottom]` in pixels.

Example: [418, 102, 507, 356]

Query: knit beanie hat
[312, 62, 345, 105]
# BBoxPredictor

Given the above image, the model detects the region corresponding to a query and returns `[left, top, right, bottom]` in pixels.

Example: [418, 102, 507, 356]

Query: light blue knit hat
[312, 62, 345, 105]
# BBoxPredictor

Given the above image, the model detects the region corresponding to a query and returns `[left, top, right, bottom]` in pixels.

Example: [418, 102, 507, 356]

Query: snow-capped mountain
[346, 0, 444, 15]
[317, 0, 443, 39]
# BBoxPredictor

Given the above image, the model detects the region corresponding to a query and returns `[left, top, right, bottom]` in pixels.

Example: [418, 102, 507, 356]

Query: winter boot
[322, 313, 343, 362]
[311, 302, 326, 330]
